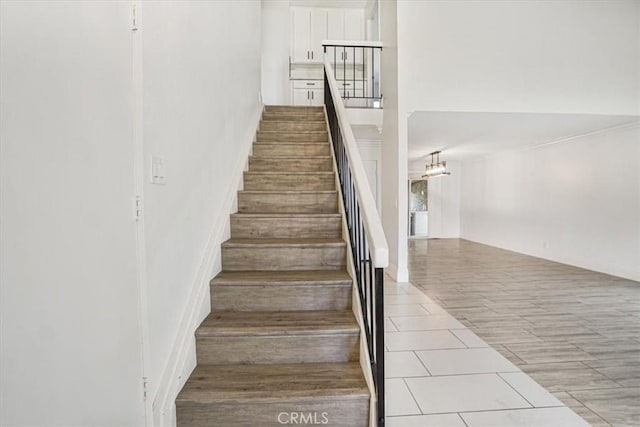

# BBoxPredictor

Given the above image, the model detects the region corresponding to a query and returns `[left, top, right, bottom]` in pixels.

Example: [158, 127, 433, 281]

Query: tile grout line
[457, 412, 470, 426]
[400, 376, 426, 416]
[495, 372, 539, 409]
[411, 349, 433, 376]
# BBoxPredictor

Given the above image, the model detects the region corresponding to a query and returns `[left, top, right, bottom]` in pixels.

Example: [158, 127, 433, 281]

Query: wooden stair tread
[212, 270, 351, 286]
[239, 190, 336, 194]
[244, 171, 334, 175]
[258, 130, 327, 133]
[231, 213, 341, 219]
[252, 142, 330, 146]
[222, 238, 345, 247]
[176, 362, 368, 404]
[197, 310, 358, 336]
[250, 155, 331, 159]
[265, 105, 323, 110]
[253, 140, 329, 145]
[249, 155, 332, 161]
[261, 120, 326, 124]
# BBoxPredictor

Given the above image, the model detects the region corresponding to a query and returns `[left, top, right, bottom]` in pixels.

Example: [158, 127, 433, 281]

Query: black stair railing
[324, 59, 389, 427]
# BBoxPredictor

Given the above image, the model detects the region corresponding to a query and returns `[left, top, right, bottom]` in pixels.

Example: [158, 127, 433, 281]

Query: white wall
[262, 0, 291, 105]
[140, 0, 262, 419]
[460, 124, 640, 281]
[427, 161, 461, 239]
[398, 0, 640, 115]
[1, 1, 262, 425]
[380, 0, 409, 281]
[398, 0, 640, 276]
[0, 2, 145, 425]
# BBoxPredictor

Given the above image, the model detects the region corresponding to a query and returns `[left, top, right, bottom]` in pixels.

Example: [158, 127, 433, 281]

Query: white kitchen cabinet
[292, 89, 323, 106]
[336, 80, 364, 99]
[325, 8, 365, 63]
[326, 8, 364, 41]
[310, 9, 327, 62]
[293, 88, 311, 105]
[327, 9, 345, 40]
[291, 80, 324, 106]
[291, 8, 311, 63]
[344, 9, 364, 41]
[291, 7, 327, 63]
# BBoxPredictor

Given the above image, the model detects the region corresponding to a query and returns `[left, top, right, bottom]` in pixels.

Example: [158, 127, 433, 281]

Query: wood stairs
[176, 106, 370, 427]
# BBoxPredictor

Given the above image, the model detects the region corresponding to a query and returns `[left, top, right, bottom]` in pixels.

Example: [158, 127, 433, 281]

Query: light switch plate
[151, 155, 166, 185]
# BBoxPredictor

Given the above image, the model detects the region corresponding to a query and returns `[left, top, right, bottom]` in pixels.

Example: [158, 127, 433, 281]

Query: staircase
[176, 106, 370, 427]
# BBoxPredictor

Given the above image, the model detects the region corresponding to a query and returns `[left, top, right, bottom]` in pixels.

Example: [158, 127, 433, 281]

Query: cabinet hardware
[307, 91, 310, 100]
[312, 91, 314, 100]
[311, 51, 314, 60]
[306, 83, 314, 86]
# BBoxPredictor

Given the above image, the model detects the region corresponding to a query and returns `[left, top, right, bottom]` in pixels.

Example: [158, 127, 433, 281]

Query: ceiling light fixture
[422, 151, 450, 178]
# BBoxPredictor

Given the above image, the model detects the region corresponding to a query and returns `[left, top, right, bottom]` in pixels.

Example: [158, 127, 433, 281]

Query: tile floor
[403, 238, 640, 426]
[384, 277, 588, 427]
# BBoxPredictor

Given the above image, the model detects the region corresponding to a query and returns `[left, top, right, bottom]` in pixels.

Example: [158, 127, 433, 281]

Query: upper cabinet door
[327, 9, 345, 40]
[309, 8, 327, 63]
[291, 8, 311, 63]
[344, 9, 365, 41]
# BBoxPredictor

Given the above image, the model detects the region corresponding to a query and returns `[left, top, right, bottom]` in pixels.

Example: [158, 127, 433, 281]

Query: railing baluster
[372, 47, 375, 102]
[375, 268, 385, 426]
[324, 58, 387, 427]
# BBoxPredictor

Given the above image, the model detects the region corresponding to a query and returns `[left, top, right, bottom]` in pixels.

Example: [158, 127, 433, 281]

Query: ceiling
[408, 111, 639, 171]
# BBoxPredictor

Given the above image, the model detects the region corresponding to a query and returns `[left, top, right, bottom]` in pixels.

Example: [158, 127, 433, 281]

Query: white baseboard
[151, 103, 263, 426]
[387, 263, 409, 283]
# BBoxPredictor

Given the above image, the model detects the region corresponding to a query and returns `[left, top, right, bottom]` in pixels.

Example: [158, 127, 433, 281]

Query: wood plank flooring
[409, 238, 640, 427]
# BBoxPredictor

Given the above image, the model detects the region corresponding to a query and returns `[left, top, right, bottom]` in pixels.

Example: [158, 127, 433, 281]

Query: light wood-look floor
[408, 238, 640, 427]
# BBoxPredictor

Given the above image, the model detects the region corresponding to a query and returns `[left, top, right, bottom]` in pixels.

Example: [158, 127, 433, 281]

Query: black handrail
[325, 72, 386, 427]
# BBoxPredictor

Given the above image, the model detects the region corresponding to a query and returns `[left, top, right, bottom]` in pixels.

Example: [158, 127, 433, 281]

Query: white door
[326, 9, 345, 40]
[309, 89, 323, 106]
[344, 9, 364, 63]
[344, 9, 364, 41]
[309, 8, 327, 62]
[291, 8, 311, 63]
[292, 88, 310, 106]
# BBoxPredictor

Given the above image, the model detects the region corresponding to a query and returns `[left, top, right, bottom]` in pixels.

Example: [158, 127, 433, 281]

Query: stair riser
[211, 285, 351, 311]
[196, 334, 359, 364]
[262, 112, 325, 122]
[177, 399, 369, 427]
[260, 122, 326, 132]
[243, 173, 335, 191]
[249, 157, 332, 172]
[222, 245, 346, 271]
[257, 131, 328, 142]
[231, 216, 341, 239]
[238, 193, 337, 214]
[252, 143, 330, 157]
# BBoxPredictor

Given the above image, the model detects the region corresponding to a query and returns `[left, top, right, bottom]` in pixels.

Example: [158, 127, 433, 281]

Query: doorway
[409, 178, 428, 237]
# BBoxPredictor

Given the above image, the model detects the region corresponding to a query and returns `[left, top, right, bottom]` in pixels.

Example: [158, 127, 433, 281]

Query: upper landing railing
[322, 40, 383, 108]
